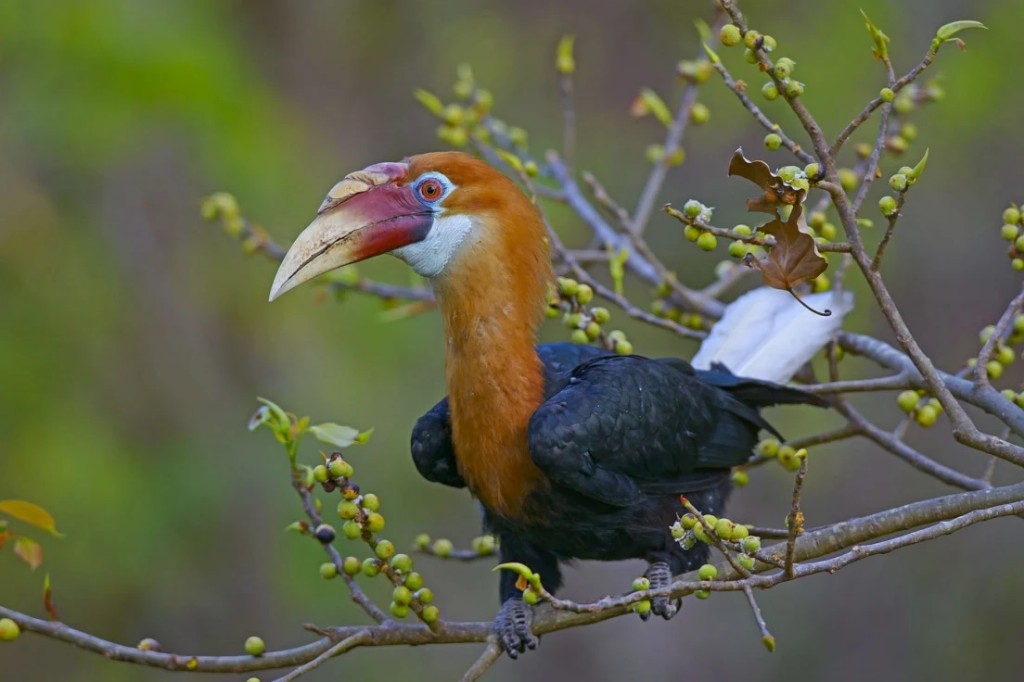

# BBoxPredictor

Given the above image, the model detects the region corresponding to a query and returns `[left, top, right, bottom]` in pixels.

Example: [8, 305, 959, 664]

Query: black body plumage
[411, 342, 822, 607]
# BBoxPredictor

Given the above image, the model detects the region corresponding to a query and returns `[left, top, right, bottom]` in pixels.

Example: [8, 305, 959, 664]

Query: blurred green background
[2, 1, 1023, 680]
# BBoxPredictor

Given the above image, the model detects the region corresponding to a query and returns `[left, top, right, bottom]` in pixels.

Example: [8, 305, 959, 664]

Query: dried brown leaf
[728, 149, 829, 312]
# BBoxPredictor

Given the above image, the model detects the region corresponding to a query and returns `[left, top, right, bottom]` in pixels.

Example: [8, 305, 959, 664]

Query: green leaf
[556, 35, 575, 75]
[310, 423, 360, 449]
[703, 42, 720, 65]
[638, 88, 672, 127]
[0, 499, 63, 537]
[14, 536, 43, 570]
[694, 18, 712, 43]
[493, 562, 542, 588]
[910, 148, 929, 179]
[935, 20, 987, 42]
[860, 10, 889, 60]
[413, 89, 445, 117]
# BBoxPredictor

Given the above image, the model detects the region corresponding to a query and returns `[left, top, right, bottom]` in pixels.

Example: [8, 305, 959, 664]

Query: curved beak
[269, 162, 433, 301]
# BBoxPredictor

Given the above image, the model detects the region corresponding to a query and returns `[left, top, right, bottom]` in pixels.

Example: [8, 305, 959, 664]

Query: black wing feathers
[411, 342, 821, 506]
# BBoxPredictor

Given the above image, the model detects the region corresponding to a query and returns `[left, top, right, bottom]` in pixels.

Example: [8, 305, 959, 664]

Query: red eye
[418, 179, 443, 202]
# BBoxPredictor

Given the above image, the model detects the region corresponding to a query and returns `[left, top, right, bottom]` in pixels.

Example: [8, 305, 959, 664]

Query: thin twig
[972, 281, 1024, 385]
[459, 638, 504, 682]
[784, 458, 807, 578]
[275, 631, 371, 682]
[709, 59, 814, 165]
[742, 584, 775, 651]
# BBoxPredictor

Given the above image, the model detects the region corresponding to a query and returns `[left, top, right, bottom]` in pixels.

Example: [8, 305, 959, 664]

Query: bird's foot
[493, 597, 538, 658]
[643, 560, 680, 621]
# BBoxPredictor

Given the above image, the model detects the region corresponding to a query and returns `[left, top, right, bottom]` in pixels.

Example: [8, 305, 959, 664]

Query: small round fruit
[320, 562, 338, 580]
[680, 513, 697, 530]
[772, 57, 795, 80]
[731, 469, 749, 487]
[761, 82, 779, 101]
[897, 390, 920, 413]
[720, 24, 742, 46]
[338, 500, 360, 520]
[314, 524, 336, 544]
[879, 195, 898, 216]
[342, 521, 362, 540]
[697, 232, 718, 252]
[362, 493, 381, 512]
[421, 605, 441, 623]
[683, 200, 704, 218]
[362, 558, 381, 577]
[523, 589, 540, 605]
[432, 539, 454, 557]
[393, 585, 413, 606]
[755, 438, 780, 458]
[245, 636, 266, 657]
[738, 554, 755, 570]
[472, 535, 497, 555]
[592, 307, 611, 324]
[986, 361, 1004, 380]
[997, 345, 1015, 365]
[764, 133, 782, 150]
[741, 536, 761, 553]
[312, 464, 329, 483]
[576, 284, 594, 305]
[698, 564, 718, 580]
[0, 618, 20, 642]
[1004, 207, 1022, 225]
[375, 540, 396, 560]
[731, 524, 749, 540]
[328, 458, 353, 479]
[632, 576, 651, 591]
[714, 518, 734, 539]
[390, 553, 413, 573]
[694, 589, 710, 600]
[343, 556, 362, 575]
[880, 87, 895, 102]
[570, 329, 589, 344]
[689, 103, 710, 125]
[416, 588, 435, 604]
[684, 225, 701, 242]
[701, 514, 718, 528]
[365, 512, 385, 533]
[404, 572, 424, 590]
[743, 30, 761, 49]
[889, 174, 908, 192]
[1002, 224, 1020, 241]
[916, 404, 939, 427]
[633, 599, 652, 615]
[390, 602, 410, 618]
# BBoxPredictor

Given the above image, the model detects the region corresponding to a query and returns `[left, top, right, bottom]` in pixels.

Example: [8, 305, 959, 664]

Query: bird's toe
[494, 597, 538, 658]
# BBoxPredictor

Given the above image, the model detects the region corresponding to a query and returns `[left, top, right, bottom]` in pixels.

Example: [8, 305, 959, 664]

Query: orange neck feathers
[416, 155, 553, 517]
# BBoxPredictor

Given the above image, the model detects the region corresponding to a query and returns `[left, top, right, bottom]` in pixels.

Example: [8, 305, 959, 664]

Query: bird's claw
[645, 560, 680, 621]
[494, 597, 538, 658]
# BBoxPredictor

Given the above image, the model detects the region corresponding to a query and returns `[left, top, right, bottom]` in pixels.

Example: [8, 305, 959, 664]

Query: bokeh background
[2, 1, 1023, 680]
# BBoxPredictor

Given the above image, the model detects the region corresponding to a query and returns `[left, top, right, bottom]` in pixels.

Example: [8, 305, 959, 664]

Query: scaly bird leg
[494, 597, 538, 658]
[643, 560, 680, 620]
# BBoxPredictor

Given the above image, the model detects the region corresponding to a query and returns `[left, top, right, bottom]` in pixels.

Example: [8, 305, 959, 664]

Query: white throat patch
[392, 213, 473, 278]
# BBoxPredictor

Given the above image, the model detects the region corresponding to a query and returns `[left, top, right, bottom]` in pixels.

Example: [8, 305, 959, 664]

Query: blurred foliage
[1, 1, 1023, 680]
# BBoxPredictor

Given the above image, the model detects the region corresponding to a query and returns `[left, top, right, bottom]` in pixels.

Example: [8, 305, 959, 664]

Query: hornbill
[269, 152, 826, 657]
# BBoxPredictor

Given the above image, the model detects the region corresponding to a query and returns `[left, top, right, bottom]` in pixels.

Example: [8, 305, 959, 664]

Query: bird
[269, 151, 827, 657]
